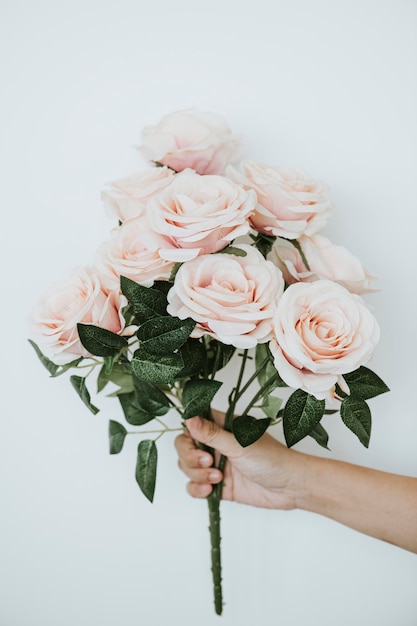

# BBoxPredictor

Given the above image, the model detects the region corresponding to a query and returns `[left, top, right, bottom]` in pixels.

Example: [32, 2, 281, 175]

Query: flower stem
[207, 487, 223, 615]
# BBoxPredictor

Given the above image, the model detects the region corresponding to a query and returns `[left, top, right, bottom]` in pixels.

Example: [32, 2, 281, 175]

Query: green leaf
[97, 362, 135, 395]
[308, 422, 330, 450]
[206, 338, 235, 373]
[177, 338, 207, 377]
[136, 440, 158, 502]
[121, 276, 167, 323]
[137, 316, 195, 355]
[133, 380, 170, 416]
[261, 395, 283, 420]
[118, 392, 155, 426]
[152, 280, 173, 296]
[283, 390, 325, 447]
[342, 367, 390, 400]
[77, 324, 128, 357]
[70, 375, 99, 414]
[29, 339, 84, 377]
[232, 415, 271, 447]
[131, 349, 184, 385]
[219, 246, 247, 257]
[108, 420, 127, 454]
[340, 396, 372, 448]
[182, 379, 222, 420]
[255, 343, 287, 388]
[250, 232, 276, 258]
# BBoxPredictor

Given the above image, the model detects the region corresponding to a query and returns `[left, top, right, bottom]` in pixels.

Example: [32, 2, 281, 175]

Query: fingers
[185, 416, 243, 459]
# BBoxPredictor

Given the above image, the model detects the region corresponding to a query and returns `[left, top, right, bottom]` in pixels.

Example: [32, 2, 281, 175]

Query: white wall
[1, 1, 416, 624]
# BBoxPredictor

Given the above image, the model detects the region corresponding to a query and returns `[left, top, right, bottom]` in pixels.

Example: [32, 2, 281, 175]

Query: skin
[175, 414, 417, 554]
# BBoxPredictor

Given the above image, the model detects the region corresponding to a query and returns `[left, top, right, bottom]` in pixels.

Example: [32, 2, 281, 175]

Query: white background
[1, 1, 417, 624]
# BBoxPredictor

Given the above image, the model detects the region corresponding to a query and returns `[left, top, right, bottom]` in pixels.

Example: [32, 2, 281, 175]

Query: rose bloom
[29, 266, 127, 365]
[229, 161, 332, 239]
[269, 280, 380, 399]
[101, 167, 174, 223]
[269, 234, 377, 295]
[138, 108, 242, 175]
[145, 168, 256, 262]
[94, 218, 174, 290]
[167, 244, 285, 348]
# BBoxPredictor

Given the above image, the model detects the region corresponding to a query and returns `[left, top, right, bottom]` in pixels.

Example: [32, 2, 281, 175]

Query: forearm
[296, 454, 417, 553]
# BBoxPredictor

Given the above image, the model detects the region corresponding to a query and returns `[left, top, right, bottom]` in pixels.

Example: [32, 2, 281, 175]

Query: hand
[175, 413, 305, 510]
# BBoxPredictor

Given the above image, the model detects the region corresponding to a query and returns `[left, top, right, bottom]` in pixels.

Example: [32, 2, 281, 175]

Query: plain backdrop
[1, 1, 416, 625]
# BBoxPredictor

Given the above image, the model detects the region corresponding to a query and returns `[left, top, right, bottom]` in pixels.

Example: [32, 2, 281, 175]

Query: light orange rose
[167, 244, 285, 348]
[94, 218, 174, 290]
[269, 280, 380, 399]
[101, 167, 174, 223]
[229, 161, 332, 239]
[139, 108, 242, 174]
[146, 169, 256, 262]
[28, 267, 126, 364]
[269, 234, 377, 295]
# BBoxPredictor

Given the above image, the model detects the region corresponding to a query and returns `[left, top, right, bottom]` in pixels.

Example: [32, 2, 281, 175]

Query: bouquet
[29, 109, 389, 615]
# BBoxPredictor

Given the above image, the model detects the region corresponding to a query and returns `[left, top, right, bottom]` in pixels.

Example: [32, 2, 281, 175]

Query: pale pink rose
[167, 244, 285, 348]
[269, 234, 377, 295]
[28, 267, 127, 364]
[269, 280, 380, 399]
[94, 218, 174, 290]
[139, 108, 242, 174]
[228, 161, 332, 239]
[101, 167, 174, 222]
[146, 169, 256, 262]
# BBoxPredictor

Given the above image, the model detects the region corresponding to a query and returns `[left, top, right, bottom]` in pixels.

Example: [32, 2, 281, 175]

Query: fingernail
[209, 471, 220, 482]
[199, 455, 212, 467]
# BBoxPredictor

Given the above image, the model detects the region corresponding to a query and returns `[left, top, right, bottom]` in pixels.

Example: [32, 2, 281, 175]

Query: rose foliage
[29, 108, 389, 615]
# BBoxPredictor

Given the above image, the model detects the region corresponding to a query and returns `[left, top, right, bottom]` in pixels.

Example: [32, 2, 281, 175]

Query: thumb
[186, 416, 242, 458]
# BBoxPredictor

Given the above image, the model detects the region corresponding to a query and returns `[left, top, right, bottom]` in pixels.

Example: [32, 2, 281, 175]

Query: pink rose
[139, 108, 242, 175]
[146, 169, 256, 262]
[269, 280, 380, 399]
[28, 267, 126, 364]
[229, 161, 332, 239]
[167, 244, 285, 348]
[94, 218, 174, 290]
[269, 234, 377, 295]
[101, 167, 174, 223]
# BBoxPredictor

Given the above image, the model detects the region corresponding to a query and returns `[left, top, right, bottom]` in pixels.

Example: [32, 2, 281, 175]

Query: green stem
[207, 489, 223, 615]
[234, 355, 269, 402]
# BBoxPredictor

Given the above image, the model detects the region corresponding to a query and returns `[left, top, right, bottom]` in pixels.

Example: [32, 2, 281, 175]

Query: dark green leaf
[108, 420, 127, 454]
[342, 367, 390, 400]
[136, 440, 158, 502]
[182, 379, 222, 420]
[250, 232, 276, 258]
[232, 415, 271, 447]
[121, 276, 167, 323]
[70, 375, 99, 414]
[177, 338, 207, 377]
[97, 362, 134, 395]
[205, 338, 235, 373]
[308, 422, 330, 450]
[131, 349, 184, 384]
[152, 280, 173, 296]
[133, 380, 170, 416]
[261, 395, 283, 420]
[340, 396, 372, 448]
[77, 324, 127, 357]
[118, 392, 155, 426]
[283, 390, 325, 447]
[137, 316, 195, 355]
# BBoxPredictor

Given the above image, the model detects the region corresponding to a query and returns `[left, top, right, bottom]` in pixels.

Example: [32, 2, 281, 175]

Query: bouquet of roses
[29, 109, 389, 615]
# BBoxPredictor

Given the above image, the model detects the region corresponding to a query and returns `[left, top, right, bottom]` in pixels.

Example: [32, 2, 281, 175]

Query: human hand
[175, 412, 305, 510]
